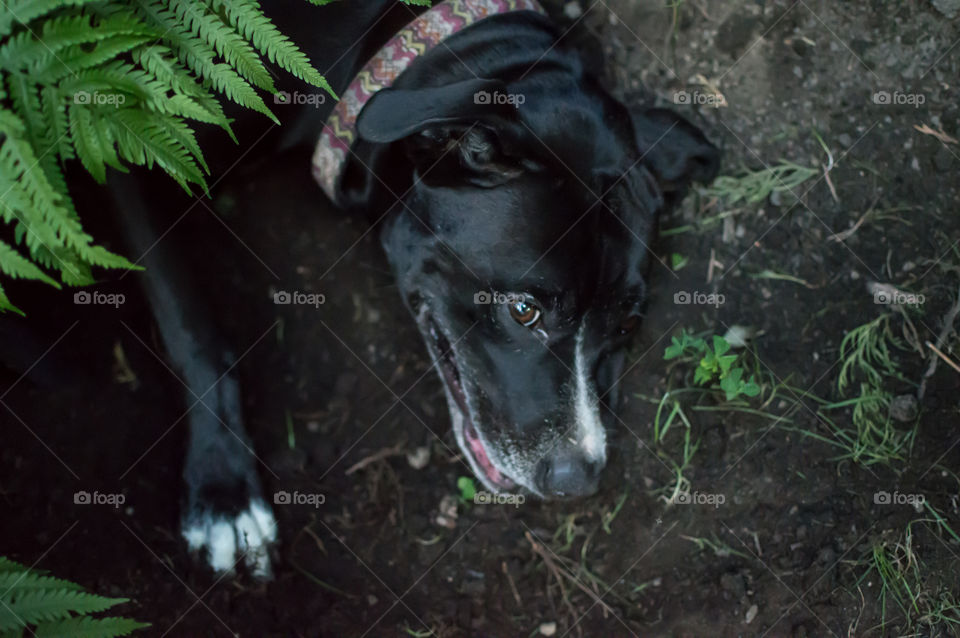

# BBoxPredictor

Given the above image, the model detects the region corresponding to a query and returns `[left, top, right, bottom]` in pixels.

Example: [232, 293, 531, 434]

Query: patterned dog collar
[311, 0, 546, 204]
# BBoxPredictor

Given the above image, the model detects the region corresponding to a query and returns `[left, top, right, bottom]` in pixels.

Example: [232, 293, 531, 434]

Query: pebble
[934, 146, 954, 172]
[723, 325, 755, 348]
[890, 394, 918, 422]
[721, 572, 747, 599]
[406, 446, 431, 470]
[540, 622, 557, 636]
[563, 1, 582, 19]
[745, 603, 759, 624]
[435, 494, 459, 529]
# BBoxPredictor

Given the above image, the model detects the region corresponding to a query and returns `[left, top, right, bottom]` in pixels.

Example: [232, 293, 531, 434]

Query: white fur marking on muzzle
[573, 324, 607, 462]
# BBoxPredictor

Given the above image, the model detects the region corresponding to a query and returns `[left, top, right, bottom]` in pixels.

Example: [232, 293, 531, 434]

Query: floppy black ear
[355, 78, 536, 189]
[357, 78, 515, 143]
[631, 108, 720, 196]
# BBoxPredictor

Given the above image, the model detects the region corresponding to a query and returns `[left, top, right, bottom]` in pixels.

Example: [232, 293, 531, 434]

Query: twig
[344, 439, 407, 475]
[925, 341, 960, 375]
[828, 197, 880, 242]
[501, 561, 523, 607]
[525, 531, 616, 617]
[918, 284, 960, 399]
[706, 248, 723, 284]
[914, 123, 958, 145]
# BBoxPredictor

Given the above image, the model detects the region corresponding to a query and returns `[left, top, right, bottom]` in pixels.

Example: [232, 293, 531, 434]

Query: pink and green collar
[311, 0, 546, 204]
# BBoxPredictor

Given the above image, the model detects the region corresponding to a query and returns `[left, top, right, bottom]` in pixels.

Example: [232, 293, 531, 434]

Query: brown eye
[509, 300, 542, 327]
[619, 315, 640, 335]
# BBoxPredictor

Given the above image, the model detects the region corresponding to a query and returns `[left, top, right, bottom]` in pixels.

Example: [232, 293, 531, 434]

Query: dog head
[352, 76, 717, 499]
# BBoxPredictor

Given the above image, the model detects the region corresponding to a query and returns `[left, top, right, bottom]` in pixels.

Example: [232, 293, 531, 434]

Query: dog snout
[535, 448, 601, 498]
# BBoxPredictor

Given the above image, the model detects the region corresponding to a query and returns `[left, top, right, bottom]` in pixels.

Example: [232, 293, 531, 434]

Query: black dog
[108, 0, 718, 576]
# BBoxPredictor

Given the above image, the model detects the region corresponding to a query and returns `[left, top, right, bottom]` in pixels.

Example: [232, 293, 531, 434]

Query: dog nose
[536, 450, 600, 498]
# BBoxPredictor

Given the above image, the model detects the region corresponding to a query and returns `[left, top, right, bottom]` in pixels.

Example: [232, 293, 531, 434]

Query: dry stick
[344, 439, 407, 475]
[827, 196, 880, 242]
[925, 341, 960, 375]
[527, 531, 574, 622]
[501, 561, 523, 607]
[525, 531, 616, 618]
[918, 283, 960, 400]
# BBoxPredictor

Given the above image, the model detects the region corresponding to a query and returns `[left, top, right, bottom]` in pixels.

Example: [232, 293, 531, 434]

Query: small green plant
[837, 314, 907, 394]
[601, 489, 629, 534]
[679, 534, 748, 559]
[803, 313, 919, 467]
[664, 331, 760, 401]
[637, 330, 766, 503]
[456, 476, 476, 503]
[700, 160, 818, 206]
[863, 522, 960, 634]
[0, 556, 148, 636]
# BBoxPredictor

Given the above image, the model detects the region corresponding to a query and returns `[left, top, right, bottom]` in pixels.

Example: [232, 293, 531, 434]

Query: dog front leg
[109, 174, 277, 578]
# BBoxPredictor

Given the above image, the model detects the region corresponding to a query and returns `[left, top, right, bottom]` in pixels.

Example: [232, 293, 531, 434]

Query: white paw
[182, 499, 278, 579]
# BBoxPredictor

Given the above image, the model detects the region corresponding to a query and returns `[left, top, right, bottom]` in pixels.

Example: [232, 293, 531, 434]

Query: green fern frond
[213, 0, 335, 98]
[39, 85, 73, 160]
[34, 616, 151, 638]
[1, 0, 333, 311]
[0, 239, 61, 287]
[0, 589, 127, 630]
[0, 282, 22, 314]
[0, 570, 82, 594]
[0, 14, 157, 72]
[0, 557, 30, 571]
[108, 108, 208, 191]
[0, 556, 148, 636]
[167, 0, 275, 92]
[5, 72, 44, 153]
[134, 0, 276, 121]
[132, 45, 234, 135]
[0, 0, 103, 38]
[0, 108, 72, 233]
[0, 107, 131, 279]
[34, 35, 154, 83]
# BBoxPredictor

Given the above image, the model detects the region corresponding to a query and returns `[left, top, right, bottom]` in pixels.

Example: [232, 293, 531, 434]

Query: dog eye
[509, 300, 542, 328]
[619, 314, 640, 335]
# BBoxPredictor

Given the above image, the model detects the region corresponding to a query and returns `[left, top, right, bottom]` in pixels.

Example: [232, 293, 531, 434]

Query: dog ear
[357, 78, 515, 143]
[356, 78, 535, 188]
[630, 108, 719, 198]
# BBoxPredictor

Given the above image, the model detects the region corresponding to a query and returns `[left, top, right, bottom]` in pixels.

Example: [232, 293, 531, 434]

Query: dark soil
[2, 1, 959, 636]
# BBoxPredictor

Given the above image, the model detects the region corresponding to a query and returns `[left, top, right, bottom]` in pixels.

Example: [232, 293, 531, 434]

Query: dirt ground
[2, 0, 959, 636]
